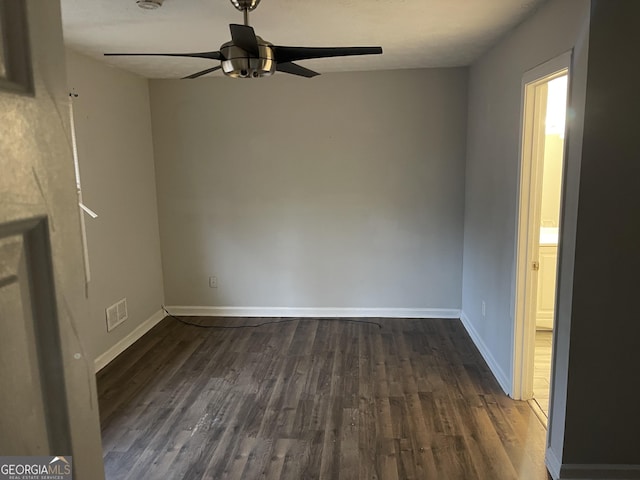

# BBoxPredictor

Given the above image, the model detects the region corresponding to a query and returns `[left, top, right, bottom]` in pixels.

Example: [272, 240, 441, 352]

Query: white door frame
[512, 51, 572, 401]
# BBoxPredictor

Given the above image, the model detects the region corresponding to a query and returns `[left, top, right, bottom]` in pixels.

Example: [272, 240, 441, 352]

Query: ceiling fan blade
[182, 65, 222, 79]
[104, 51, 224, 60]
[276, 62, 320, 78]
[229, 24, 260, 57]
[273, 46, 382, 63]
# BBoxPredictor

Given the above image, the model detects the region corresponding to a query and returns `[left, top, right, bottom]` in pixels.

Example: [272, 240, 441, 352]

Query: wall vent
[106, 298, 128, 331]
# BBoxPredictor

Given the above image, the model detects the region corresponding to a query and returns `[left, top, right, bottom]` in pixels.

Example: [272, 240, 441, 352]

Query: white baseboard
[165, 305, 461, 319]
[459, 310, 511, 394]
[94, 309, 165, 373]
[546, 447, 562, 479]
[559, 463, 640, 479]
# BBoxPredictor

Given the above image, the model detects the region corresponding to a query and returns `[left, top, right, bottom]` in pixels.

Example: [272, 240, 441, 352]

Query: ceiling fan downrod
[230, 0, 260, 25]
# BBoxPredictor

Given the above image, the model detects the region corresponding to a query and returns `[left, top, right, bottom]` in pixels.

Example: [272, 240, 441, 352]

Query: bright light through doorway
[532, 72, 568, 423]
[545, 76, 568, 138]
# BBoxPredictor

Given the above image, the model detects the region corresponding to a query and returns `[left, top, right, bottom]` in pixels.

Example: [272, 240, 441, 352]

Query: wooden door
[0, 1, 104, 478]
[536, 245, 558, 330]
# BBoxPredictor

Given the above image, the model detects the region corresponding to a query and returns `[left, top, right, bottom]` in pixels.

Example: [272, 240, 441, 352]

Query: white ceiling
[60, 0, 547, 79]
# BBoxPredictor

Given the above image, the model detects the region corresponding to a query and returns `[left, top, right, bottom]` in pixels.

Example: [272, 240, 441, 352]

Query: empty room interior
[2, 0, 640, 479]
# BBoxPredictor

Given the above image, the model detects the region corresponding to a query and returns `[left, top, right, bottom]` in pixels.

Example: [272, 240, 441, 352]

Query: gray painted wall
[462, 0, 640, 474]
[65, 50, 164, 362]
[461, 0, 589, 392]
[557, 1, 640, 470]
[150, 68, 467, 309]
[546, 7, 590, 472]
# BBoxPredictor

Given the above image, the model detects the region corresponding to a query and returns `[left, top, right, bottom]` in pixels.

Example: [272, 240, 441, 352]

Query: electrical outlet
[209, 276, 218, 288]
[482, 301, 486, 317]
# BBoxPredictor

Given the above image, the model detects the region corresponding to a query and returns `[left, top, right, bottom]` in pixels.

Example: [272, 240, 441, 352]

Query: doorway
[513, 52, 570, 426]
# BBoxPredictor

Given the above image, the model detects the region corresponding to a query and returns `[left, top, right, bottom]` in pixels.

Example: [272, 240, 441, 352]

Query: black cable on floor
[161, 305, 382, 329]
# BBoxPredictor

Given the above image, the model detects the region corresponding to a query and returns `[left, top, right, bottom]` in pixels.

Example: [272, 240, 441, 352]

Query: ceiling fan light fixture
[136, 0, 163, 10]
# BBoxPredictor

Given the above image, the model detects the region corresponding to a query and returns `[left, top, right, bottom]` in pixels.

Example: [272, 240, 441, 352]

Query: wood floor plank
[374, 437, 399, 480]
[238, 438, 273, 479]
[220, 436, 256, 480]
[279, 438, 310, 480]
[261, 438, 289, 480]
[318, 395, 343, 480]
[98, 317, 552, 480]
[403, 392, 438, 479]
[339, 407, 359, 479]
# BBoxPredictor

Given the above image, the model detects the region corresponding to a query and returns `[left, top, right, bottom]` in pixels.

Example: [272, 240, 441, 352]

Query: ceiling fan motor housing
[220, 38, 275, 78]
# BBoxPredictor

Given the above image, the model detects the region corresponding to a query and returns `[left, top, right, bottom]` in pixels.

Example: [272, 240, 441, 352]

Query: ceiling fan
[104, 0, 383, 79]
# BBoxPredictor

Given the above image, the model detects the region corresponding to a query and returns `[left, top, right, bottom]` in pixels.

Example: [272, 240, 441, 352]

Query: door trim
[0, 0, 34, 95]
[512, 51, 572, 401]
[0, 216, 71, 453]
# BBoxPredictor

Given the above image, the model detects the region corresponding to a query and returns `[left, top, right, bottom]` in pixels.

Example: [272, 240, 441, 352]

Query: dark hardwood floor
[97, 317, 551, 480]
